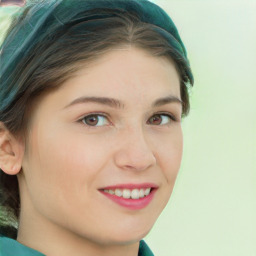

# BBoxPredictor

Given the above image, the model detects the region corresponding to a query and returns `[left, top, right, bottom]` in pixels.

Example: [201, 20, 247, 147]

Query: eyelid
[155, 112, 177, 120]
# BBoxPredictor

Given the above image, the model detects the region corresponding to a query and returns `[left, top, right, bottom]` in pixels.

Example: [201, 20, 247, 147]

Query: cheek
[22, 126, 112, 220]
[31, 127, 110, 190]
[158, 128, 183, 184]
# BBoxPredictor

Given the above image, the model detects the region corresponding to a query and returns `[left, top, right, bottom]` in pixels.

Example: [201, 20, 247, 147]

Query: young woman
[0, 0, 193, 255]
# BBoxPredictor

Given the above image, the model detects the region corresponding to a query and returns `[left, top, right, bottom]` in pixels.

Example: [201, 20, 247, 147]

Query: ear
[0, 122, 24, 175]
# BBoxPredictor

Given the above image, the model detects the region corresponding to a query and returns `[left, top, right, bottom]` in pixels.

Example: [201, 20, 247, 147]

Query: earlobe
[0, 122, 24, 175]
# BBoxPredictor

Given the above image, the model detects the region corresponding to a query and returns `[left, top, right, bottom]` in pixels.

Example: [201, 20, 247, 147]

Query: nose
[113, 127, 157, 171]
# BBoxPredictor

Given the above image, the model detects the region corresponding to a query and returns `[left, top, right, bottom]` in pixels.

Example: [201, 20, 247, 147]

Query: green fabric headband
[0, 0, 193, 111]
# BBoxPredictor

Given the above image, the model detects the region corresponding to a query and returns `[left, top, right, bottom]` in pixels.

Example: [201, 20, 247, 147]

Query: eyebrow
[64, 95, 183, 109]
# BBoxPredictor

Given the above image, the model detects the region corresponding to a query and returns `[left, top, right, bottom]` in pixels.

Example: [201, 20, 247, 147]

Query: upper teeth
[103, 188, 151, 199]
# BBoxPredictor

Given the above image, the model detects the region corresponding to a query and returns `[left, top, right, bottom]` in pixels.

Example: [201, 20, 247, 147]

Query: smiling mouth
[101, 187, 152, 199]
[98, 183, 158, 210]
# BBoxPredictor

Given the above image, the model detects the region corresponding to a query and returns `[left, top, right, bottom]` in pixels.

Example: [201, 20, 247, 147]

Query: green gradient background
[0, 1, 255, 255]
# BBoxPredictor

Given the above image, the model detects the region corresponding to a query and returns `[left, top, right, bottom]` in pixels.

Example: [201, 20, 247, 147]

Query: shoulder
[0, 235, 44, 256]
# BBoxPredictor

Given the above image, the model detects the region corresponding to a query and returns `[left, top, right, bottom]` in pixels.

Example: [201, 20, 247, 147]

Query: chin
[104, 232, 150, 246]
[108, 222, 154, 245]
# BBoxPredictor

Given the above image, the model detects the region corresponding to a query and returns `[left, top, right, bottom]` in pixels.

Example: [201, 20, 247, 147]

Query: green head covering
[0, 0, 193, 112]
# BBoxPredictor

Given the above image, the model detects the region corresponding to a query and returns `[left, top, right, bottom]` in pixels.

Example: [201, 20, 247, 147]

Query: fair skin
[0, 47, 183, 256]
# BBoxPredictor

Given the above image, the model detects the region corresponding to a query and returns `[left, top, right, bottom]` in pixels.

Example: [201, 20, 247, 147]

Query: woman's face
[20, 47, 183, 245]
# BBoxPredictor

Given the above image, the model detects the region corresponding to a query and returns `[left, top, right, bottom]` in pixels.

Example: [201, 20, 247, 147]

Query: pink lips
[99, 183, 158, 210]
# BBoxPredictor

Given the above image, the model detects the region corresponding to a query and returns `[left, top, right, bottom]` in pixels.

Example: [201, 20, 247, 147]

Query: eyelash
[77, 112, 177, 129]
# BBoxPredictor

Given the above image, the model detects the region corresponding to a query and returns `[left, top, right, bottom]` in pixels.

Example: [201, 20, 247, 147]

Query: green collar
[138, 240, 154, 256]
[0, 235, 154, 256]
[0, 235, 44, 256]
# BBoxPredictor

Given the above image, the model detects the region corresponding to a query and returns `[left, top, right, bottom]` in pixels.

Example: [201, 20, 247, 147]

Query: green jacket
[0, 235, 154, 256]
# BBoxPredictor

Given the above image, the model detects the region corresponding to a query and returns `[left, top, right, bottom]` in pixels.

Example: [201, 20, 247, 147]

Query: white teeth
[122, 189, 131, 199]
[109, 189, 115, 195]
[131, 189, 140, 199]
[115, 189, 123, 197]
[144, 188, 151, 196]
[139, 189, 145, 198]
[103, 188, 152, 199]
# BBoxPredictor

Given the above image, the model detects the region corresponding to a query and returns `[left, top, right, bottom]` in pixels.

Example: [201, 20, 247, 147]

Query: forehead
[30, 47, 181, 120]
[60, 47, 181, 100]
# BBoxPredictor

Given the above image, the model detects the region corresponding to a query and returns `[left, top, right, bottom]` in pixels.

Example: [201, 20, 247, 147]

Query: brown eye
[149, 115, 162, 125]
[81, 114, 109, 126]
[148, 114, 174, 125]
